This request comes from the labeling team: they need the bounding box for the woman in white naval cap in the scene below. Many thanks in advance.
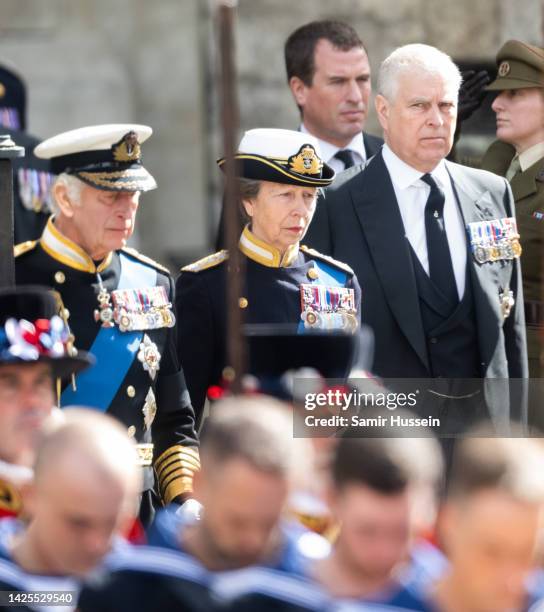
[176,128,361,426]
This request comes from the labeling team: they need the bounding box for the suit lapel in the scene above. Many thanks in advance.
[362,132,383,158]
[446,162,500,370]
[510,158,542,201]
[350,153,430,372]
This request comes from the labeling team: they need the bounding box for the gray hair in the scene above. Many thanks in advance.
[51,173,85,215]
[377,43,462,102]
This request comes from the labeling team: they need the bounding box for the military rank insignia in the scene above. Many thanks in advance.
[111,286,176,332]
[466,217,522,264]
[300,284,358,332]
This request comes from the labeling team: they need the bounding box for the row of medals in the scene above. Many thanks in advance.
[94,286,175,331]
[473,236,522,264]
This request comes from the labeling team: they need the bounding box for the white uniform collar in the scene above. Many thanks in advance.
[40,216,112,273]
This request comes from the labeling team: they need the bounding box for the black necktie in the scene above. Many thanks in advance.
[333,149,356,169]
[421,174,458,305]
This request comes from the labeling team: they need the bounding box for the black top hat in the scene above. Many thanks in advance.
[0,64,26,131]
[0,286,93,378]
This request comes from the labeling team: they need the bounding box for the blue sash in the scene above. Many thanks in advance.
[297,260,348,333]
[61,253,157,409]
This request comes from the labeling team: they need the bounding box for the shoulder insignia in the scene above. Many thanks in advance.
[121,247,170,274]
[14,240,37,258]
[181,250,229,273]
[300,245,354,275]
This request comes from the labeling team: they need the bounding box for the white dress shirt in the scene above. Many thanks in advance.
[300,124,366,172]
[382,144,467,300]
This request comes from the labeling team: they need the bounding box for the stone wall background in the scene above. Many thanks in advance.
[0,0,542,266]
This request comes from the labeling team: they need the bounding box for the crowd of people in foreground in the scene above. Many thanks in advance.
[0,13,543,612]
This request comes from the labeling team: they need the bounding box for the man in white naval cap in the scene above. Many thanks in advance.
[14,124,199,525]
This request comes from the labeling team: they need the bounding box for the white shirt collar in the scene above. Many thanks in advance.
[300,124,366,163]
[382,143,449,191]
[519,141,544,172]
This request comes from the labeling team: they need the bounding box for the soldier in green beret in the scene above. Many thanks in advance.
[482,40,544,377]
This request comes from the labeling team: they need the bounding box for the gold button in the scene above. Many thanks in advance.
[126,385,136,398]
[127,425,136,438]
[0,83,5,98]
[222,366,236,382]
[307,267,319,280]
[239,297,248,309]
[63,308,70,319]
[54,271,66,284]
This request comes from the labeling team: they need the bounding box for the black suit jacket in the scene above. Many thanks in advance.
[362,131,383,158]
[304,152,528,389]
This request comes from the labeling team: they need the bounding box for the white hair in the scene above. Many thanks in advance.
[51,173,85,215]
[377,43,462,101]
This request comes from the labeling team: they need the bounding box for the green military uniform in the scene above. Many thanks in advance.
[481,140,544,376]
[481,40,544,377]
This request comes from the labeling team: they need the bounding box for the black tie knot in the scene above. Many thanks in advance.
[333,149,356,169]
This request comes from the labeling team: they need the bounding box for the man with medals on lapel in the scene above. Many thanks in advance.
[14,124,199,524]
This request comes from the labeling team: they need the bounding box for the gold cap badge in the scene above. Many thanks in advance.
[112,131,142,163]
[288,144,323,176]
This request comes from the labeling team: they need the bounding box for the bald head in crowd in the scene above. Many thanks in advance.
[11,408,141,577]
[435,433,544,612]
[187,396,308,571]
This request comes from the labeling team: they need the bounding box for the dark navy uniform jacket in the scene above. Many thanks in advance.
[15,217,198,502]
[78,545,219,612]
[176,226,361,425]
[148,506,331,577]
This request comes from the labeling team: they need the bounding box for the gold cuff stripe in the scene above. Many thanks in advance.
[155,455,200,478]
[161,473,195,497]
[155,445,200,471]
[161,478,194,502]
[163,479,194,505]
[158,466,197,493]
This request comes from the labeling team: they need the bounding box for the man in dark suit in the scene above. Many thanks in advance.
[215,20,383,250]
[285,20,383,171]
[305,43,528,431]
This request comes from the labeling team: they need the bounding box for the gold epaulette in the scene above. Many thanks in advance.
[181,250,228,273]
[121,246,171,274]
[154,445,200,504]
[300,245,355,275]
[14,240,37,257]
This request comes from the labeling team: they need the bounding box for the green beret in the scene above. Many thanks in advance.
[487,40,544,90]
